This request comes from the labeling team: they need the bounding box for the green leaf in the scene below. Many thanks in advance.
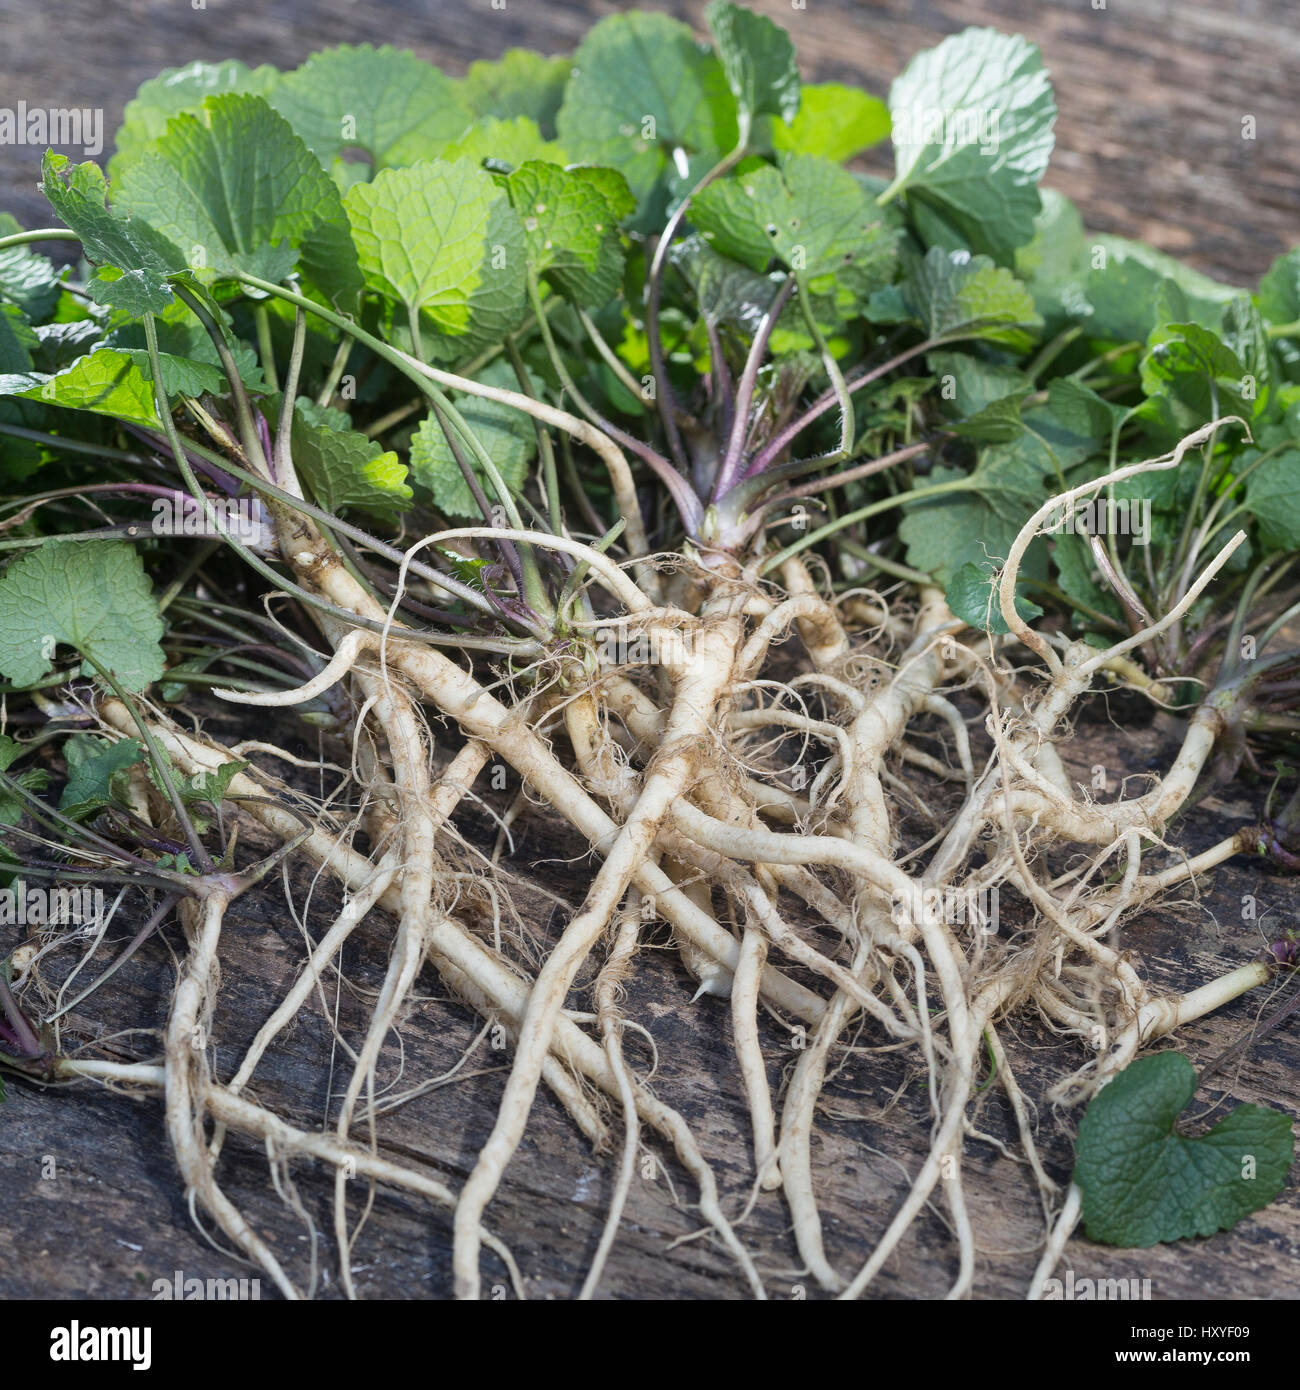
[691,153,897,295]
[110,59,280,177]
[289,398,412,516]
[1257,247,1300,328]
[556,13,739,226]
[116,94,362,309]
[705,1,800,140]
[1074,1051,1294,1247]
[1137,321,1250,438]
[269,45,472,176]
[768,83,890,163]
[1013,188,1093,330]
[179,759,246,809]
[929,349,1031,416]
[506,161,631,308]
[40,153,185,316]
[441,117,566,169]
[868,246,1042,352]
[59,735,144,819]
[884,28,1056,262]
[345,158,526,358]
[0,214,64,320]
[1087,235,1240,344]
[672,234,782,334]
[0,736,50,827]
[0,541,165,690]
[900,440,1052,583]
[0,345,229,427]
[946,559,1041,634]
[1052,529,1123,623]
[461,50,572,139]
[1244,446,1300,551]
[409,359,537,517]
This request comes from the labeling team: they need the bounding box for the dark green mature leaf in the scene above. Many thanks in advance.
[0,541,165,690]
[691,154,896,296]
[671,234,781,334]
[506,161,632,307]
[289,399,411,516]
[1258,248,1300,330]
[1074,1052,1293,1247]
[868,246,1042,352]
[556,13,739,225]
[0,735,50,827]
[116,95,362,309]
[346,158,527,359]
[0,214,64,320]
[1244,446,1300,551]
[946,558,1042,633]
[705,0,800,141]
[1137,321,1250,439]
[111,59,280,176]
[409,359,537,517]
[59,735,144,820]
[884,28,1056,262]
[767,83,890,163]
[269,45,472,176]
[1013,188,1092,330]
[1087,235,1240,344]
[40,153,185,316]
[461,50,572,139]
[900,439,1052,583]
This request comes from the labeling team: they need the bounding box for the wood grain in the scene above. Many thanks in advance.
[1,0,1298,1301]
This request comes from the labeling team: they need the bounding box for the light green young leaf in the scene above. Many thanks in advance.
[0,541,165,690]
[884,28,1056,262]
[289,398,412,516]
[461,50,572,139]
[556,13,739,224]
[506,161,632,308]
[441,117,566,169]
[110,59,280,176]
[39,153,185,316]
[704,1,800,140]
[868,246,1042,352]
[768,83,890,163]
[345,158,526,357]
[116,94,362,309]
[59,735,144,820]
[1138,321,1250,437]
[0,345,230,427]
[409,359,537,517]
[269,45,472,175]
[1074,1051,1293,1247]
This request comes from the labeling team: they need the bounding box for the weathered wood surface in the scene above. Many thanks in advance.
[1,0,1299,1302]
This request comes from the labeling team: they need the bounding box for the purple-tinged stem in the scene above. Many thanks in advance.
[712,276,797,502]
[743,340,934,479]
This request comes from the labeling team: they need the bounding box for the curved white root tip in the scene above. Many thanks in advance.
[210,629,371,706]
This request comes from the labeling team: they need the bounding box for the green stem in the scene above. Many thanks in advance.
[760,477,973,575]
[253,304,280,394]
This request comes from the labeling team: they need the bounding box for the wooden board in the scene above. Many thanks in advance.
[1,0,1299,1302]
